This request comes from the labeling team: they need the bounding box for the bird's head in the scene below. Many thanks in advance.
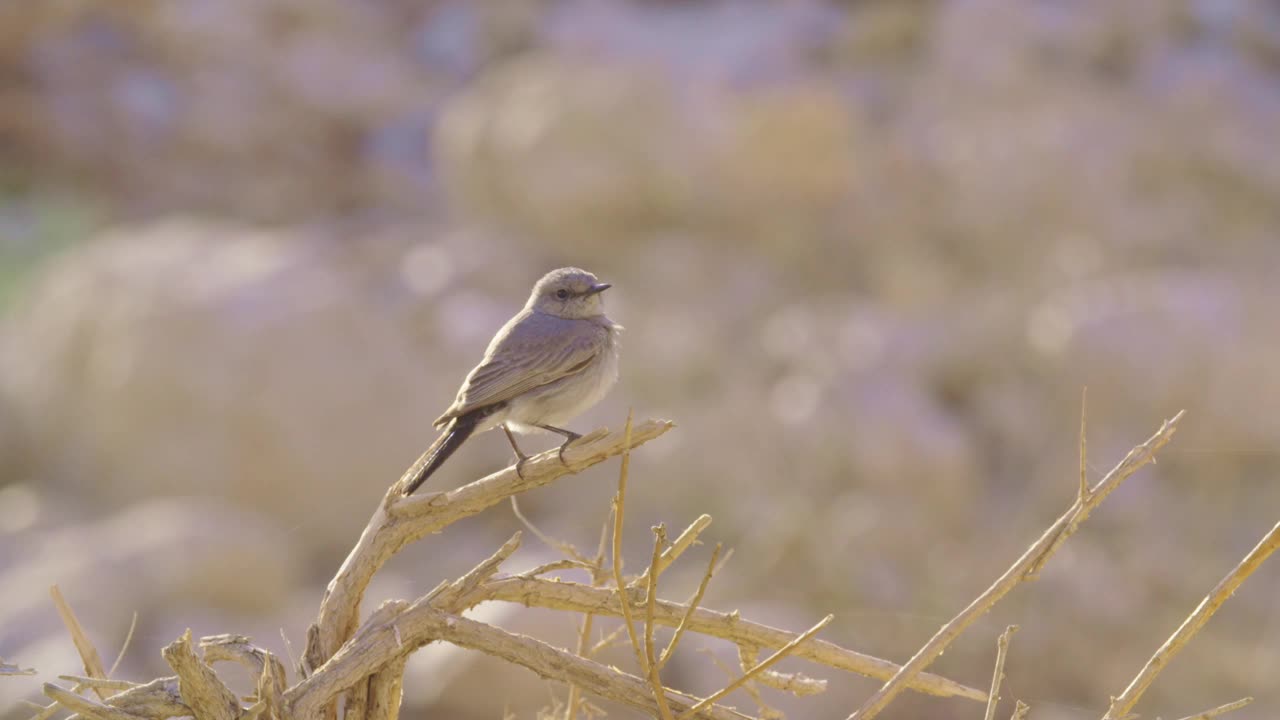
[527,267,611,319]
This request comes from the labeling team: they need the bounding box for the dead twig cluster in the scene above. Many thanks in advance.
[18,406,1279,720]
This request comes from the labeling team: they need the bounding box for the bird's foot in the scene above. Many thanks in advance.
[511,447,532,480]
[503,423,531,479]
[557,432,583,465]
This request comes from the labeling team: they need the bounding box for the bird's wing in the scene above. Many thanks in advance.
[434,313,605,428]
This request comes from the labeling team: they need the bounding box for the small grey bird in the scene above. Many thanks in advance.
[401,267,621,495]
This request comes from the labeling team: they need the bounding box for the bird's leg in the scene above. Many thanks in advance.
[502,424,530,479]
[535,424,582,465]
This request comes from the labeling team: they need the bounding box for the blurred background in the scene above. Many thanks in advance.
[3,0,1280,718]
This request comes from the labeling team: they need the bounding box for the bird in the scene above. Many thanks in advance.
[400,267,621,496]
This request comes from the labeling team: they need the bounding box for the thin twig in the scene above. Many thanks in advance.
[567,514,613,720]
[643,525,676,720]
[96,676,188,719]
[512,495,590,564]
[677,614,834,720]
[1171,697,1253,720]
[518,559,597,579]
[50,585,110,700]
[984,626,1019,720]
[1079,387,1089,501]
[108,612,139,678]
[1,658,36,676]
[610,412,649,676]
[279,628,300,682]
[564,612,596,720]
[42,683,146,720]
[21,700,61,720]
[846,411,1184,720]
[633,514,713,587]
[659,543,722,670]
[703,648,778,720]
[56,675,136,691]
[1011,700,1030,720]
[588,625,628,657]
[1103,521,1280,720]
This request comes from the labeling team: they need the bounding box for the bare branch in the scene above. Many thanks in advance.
[56,675,135,691]
[846,411,1184,720]
[677,614,833,720]
[1171,697,1254,720]
[288,604,749,720]
[100,677,187,719]
[984,626,1019,720]
[1078,387,1089,501]
[481,576,986,701]
[43,683,147,720]
[302,419,673,682]
[1011,700,1030,720]
[256,647,287,720]
[1,658,36,676]
[161,629,241,720]
[365,656,407,720]
[753,667,826,697]
[660,543,722,670]
[107,612,139,679]
[519,559,597,579]
[50,585,110,699]
[200,635,285,687]
[634,514,713,587]
[512,495,591,564]
[428,532,523,610]
[643,524,677,720]
[610,413,650,677]
[1103,521,1280,720]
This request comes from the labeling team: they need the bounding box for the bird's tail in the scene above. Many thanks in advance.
[400,415,479,496]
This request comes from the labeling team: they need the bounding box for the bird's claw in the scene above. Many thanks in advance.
[557,436,581,466]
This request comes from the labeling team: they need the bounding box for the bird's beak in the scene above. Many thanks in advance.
[586,283,611,296]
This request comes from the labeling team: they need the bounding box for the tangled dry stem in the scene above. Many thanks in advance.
[26,409,1273,720]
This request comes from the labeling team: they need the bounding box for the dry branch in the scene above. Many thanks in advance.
[844,411,1184,720]
[984,626,1019,720]
[2,658,36,676]
[50,585,110,700]
[290,603,748,720]
[643,524,677,720]
[162,630,241,720]
[609,415,650,682]
[99,677,187,719]
[1172,697,1253,720]
[635,514,713,587]
[302,419,673,681]
[660,543,721,670]
[57,675,135,691]
[42,683,146,720]
[479,576,986,701]
[201,635,286,684]
[364,656,406,720]
[678,615,832,720]
[1102,521,1280,720]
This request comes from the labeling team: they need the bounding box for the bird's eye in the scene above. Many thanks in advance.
[556,289,569,300]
